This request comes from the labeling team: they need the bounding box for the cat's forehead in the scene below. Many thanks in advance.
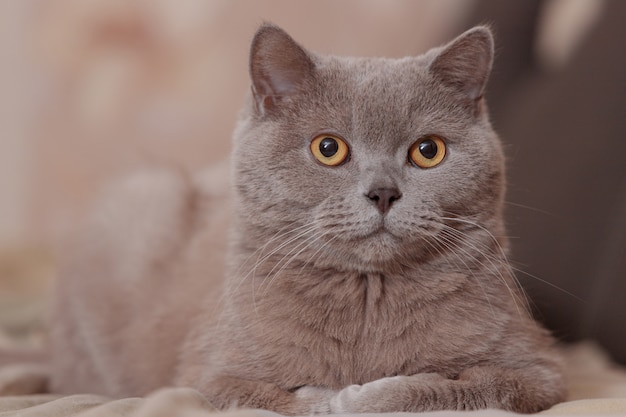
[319,55,431,97]
[304,55,471,149]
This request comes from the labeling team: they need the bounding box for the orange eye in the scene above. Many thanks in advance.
[310,134,350,166]
[409,135,446,168]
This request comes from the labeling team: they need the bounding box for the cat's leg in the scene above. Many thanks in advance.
[201,376,336,415]
[328,364,565,413]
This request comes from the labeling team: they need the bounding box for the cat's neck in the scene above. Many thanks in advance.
[227,242,495,311]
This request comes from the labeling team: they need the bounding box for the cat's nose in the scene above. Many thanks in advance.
[366,188,402,214]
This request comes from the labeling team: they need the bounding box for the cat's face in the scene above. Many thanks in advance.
[232,25,504,272]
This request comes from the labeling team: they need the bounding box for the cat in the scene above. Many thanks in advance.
[47,24,566,414]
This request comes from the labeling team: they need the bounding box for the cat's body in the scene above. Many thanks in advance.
[48,25,566,414]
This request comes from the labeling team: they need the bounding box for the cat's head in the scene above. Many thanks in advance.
[232,24,505,272]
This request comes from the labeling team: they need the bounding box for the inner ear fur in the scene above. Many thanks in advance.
[249,24,315,114]
[429,26,494,108]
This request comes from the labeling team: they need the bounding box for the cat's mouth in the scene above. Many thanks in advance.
[357,220,402,242]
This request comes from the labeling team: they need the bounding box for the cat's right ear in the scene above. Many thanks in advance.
[249,24,315,115]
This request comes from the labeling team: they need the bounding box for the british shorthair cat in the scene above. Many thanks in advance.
[48,24,565,414]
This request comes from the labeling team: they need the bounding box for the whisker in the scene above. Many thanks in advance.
[432,233,500,320]
[431,235,499,320]
[510,265,586,304]
[436,223,528,319]
[215,221,318,320]
[439,224,539,316]
[296,233,341,278]
[442,214,583,304]
[242,224,317,286]
[250,225,320,309]
[505,201,554,216]
[234,221,316,278]
[259,229,330,298]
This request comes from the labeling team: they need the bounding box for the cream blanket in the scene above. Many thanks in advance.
[0,342,625,417]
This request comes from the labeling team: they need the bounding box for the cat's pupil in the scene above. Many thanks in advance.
[419,139,438,159]
[319,138,339,157]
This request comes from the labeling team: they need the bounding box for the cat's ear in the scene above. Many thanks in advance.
[429,26,494,110]
[249,24,315,115]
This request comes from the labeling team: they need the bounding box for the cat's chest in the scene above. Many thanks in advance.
[261,270,495,387]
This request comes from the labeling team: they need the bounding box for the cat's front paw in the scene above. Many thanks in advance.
[329,376,406,413]
[294,385,337,414]
[330,374,445,413]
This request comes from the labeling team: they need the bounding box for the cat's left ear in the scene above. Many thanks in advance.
[249,24,315,115]
[429,26,494,112]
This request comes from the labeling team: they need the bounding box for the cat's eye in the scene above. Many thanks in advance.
[310,134,350,166]
[409,135,446,168]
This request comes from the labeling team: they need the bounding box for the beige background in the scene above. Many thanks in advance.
[0,0,475,250]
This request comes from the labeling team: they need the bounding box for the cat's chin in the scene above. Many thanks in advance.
[336,230,429,271]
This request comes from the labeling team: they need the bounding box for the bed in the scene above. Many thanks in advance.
[0,341,625,417]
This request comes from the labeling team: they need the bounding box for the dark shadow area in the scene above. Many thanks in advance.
[463,0,626,364]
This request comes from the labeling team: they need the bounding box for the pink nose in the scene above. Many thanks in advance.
[366,188,402,214]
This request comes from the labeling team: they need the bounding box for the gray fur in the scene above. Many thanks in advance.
[49,24,566,414]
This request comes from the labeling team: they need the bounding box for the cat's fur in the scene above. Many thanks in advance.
[48,25,566,414]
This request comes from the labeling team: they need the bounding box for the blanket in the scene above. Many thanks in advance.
[0,342,625,417]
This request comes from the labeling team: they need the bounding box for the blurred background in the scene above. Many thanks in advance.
[0,0,624,363]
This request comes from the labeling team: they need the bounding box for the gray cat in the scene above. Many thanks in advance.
[48,24,566,414]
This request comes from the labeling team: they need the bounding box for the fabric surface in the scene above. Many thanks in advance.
[0,391,625,417]
[0,342,625,417]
